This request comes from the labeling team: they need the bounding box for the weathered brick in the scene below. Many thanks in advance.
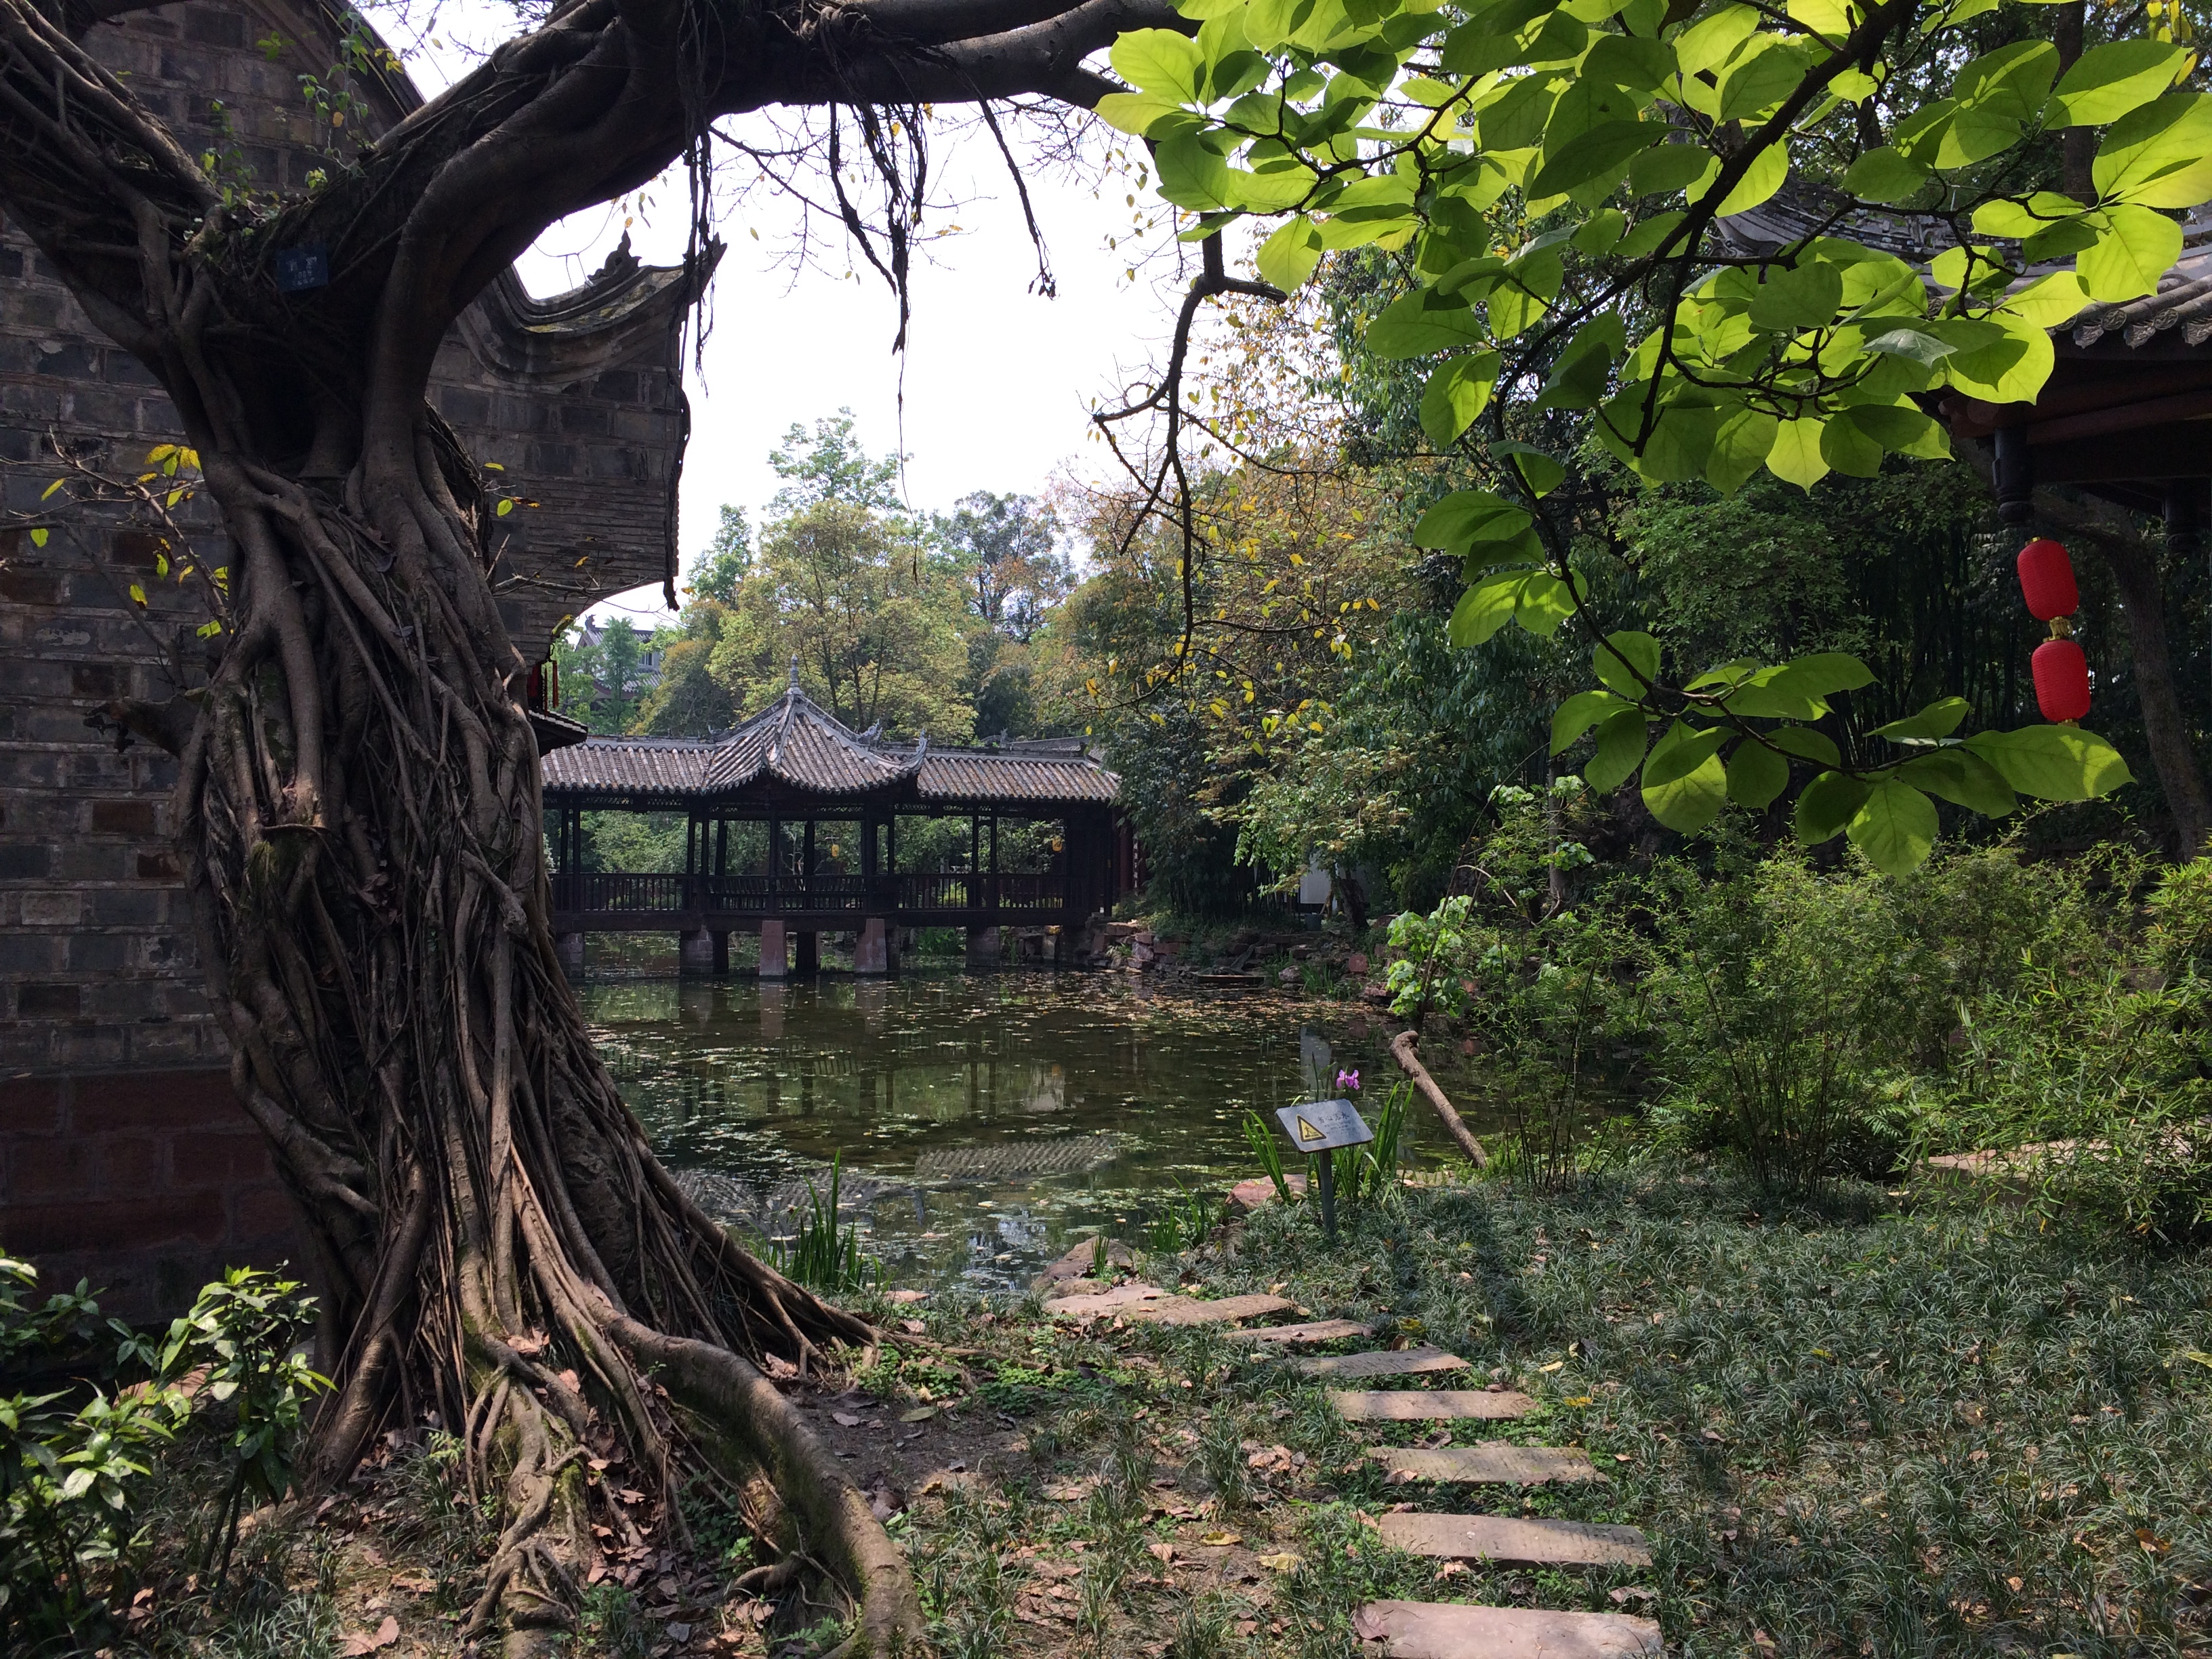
[226,1182,303,1245]
[0,1075,64,1135]
[169,1129,272,1187]
[0,844,53,880]
[4,1193,228,1254]
[68,1067,236,1134]
[90,799,158,835]
[16,981,82,1017]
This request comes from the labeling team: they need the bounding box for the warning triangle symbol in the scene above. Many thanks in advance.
[1295,1115,1325,1144]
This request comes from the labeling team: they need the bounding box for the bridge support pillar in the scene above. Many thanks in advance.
[965,926,1000,969]
[713,930,730,975]
[795,930,820,974]
[556,931,584,973]
[855,916,891,975]
[759,919,790,979]
[680,926,716,975]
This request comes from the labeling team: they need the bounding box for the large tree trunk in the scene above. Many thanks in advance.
[0,0,1170,1645]
[2093,529,2212,858]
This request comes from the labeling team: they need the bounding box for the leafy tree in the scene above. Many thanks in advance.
[768,409,906,516]
[1099,0,2208,872]
[933,490,1073,640]
[690,504,754,603]
[0,0,1164,1639]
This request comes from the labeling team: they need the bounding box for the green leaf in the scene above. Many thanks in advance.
[1256,218,1324,290]
[1514,572,1577,636]
[1495,441,1565,497]
[1553,688,1632,754]
[1846,779,1939,874]
[1952,39,2060,122]
[1703,407,1778,495]
[1229,164,1317,211]
[1448,572,1525,646]
[1963,724,2134,800]
[1862,326,1955,366]
[1726,740,1792,809]
[1748,262,1844,331]
[1412,490,1532,554]
[2095,93,2212,209]
[1820,413,1884,478]
[1594,629,1660,696]
[1795,770,1872,844]
[29,527,48,548]
[1714,144,1786,216]
[1843,146,1931,205]
[40,477,64,501]
[1718,39,1815,123]
[2078,204,2183,304]
[1156,135,1232,209]
[1770,725,1842,768]
[1366,291,1487,359]
[1641,722,1729,833]
[1419,352,1500,448]
[1586,708,1649,792]
[1767,417,1830,490]
[1095,91,1189,137]
[1870,697,1971,741]
[1112,28,1204,100]
[2052,40,2187,127]
[1900,749,2017,817]
[1627,144,1713,197]
[1529,120,1652,199]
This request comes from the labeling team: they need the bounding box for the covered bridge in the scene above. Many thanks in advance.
[541,672,1128,972]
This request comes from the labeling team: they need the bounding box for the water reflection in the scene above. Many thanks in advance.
[582,974,1452,1292]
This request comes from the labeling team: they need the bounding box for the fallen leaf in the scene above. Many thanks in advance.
[1563,1395,1594,1407]
[2007,1576,2024,1591]
[389,1573,436,1594]
[340,1616,399,1657]
[1147,1542,1176,1565]
[832,1412,865,1427]
[668,1622,693,1641]
[899,1407,938,1424]
[1201,1531,1242,1546]
[1539,1361,1565,1373]
[2136,1528,2172,1554]
[901,1319,928,1334]
[1433,1559,1468,1580]
[1256,1551,1299,1572]
[885,1290,927,1305]
[1614,1454,1632,1462]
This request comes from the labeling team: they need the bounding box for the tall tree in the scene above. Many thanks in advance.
[0,0,1173,1647]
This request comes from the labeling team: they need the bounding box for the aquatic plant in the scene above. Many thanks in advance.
[769,1153,878,1294]
[1241,1109,1294,1204]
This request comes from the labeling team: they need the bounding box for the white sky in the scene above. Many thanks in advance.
[388,5,1205,627]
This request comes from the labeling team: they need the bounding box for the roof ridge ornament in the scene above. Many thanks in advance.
[788,653,800,694]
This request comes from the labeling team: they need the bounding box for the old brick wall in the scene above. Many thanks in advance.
[1,0,693,1307]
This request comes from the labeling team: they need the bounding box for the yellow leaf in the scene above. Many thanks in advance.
[1540,1360,1565,1372]
[128,583,147,605]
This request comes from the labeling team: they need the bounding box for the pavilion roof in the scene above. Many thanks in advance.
[541,677,1117,806]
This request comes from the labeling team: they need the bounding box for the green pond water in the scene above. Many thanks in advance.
[581,973,1483,1293]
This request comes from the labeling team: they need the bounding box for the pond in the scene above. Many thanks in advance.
[583,972,1490,1294]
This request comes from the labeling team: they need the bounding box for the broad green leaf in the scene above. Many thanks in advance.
[1901,748,2018,817]
[1095,91,1187,137]
[1594,629,1660,696]
[2051,40,2187,127]
[1834,401,1947,459]
[1448,572,1525,646]
[1714,144,1787,216]
[1412,490,1531,552]
[1847,779,1939,874]
[1534,315,1625,410]
[1155,135,1232,209]
[1944,311,2053,404]
[1617,209,1688,258]
[1935,106,2021,170]
[1843,146,1931,203]
[1672,3,1760,81]
[1514,572,1577,635]
[2095,93,2212,209]
[1581,33,1675,92]
[1767,417,1830,490]
[1725,739,1791,809]
[1419,352,1500,448]
[1820,413,1884,478]
[1718,38,1815,122]
[1111,30,1204,100]
[1553,688,1633,753]
[1570,209,1627,256]
[1641,722,1729,833]
[1627,144,1713,198]
[1229,164,1317,211]
[1495,441,1566,496]
[1862,326,1955,365]
[1999,270,2090,329]
[1528,119,1651,199]
[1366,291,1487,359]
[1256,218,1324,289]
[1586,708,1649,792]
[1969,191,2084,238]
[1770,725,1842,767]
[2078,204,2183,304]
[1870,696,1970,741]
[1706,407,1779,495]
[1952,39,2060,121]
[1748,261,1844,331]
[1795,769,1872,844]
[1963,724,2134,800]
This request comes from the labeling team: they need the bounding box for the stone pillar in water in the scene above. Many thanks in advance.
[965,926,1000,969]
[759,919,790,978]
[680,926,716,975]
[556,932,585,972]
[855,916,890,975]
[795,931,820,974]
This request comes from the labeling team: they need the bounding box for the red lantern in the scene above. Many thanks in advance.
[2032,637,2091,722]
[2017,538,2078,621]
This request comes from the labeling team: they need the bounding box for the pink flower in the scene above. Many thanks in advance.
[1336,1068,1360,1092]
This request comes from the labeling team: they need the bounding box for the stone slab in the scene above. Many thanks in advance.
[1042,1282,1168,1318]
[1330,1391,1537,1422]
[1224,1318,1374,1346]
[1376,1513,1652,1568]
[1121,1293,1295,1327]
[1295,1346,1470,1380]
[1371,1444,1603,1485]
[1229,1172,1307,1210]
[1353,1601,1662,1658]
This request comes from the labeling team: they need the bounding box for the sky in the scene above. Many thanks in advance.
[388,3,1208,628]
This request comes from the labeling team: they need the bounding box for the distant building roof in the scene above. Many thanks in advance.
[541,671,1117,807]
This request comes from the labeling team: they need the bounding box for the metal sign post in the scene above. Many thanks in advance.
[1274,1099,1372,1244]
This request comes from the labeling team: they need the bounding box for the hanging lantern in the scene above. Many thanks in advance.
[2032,637,2092,722]
[2016,538,2078,621]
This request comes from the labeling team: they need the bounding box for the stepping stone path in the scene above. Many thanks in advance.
[1378,1513,1653,1568]
[1372,1443,1603,1485]
[1330,1389,1536,1421]
[1223,1317,1374,1346]
[1067,1290,1669,1649]
[1353,1601,1662,1658]
[1295,1345,1469,1380]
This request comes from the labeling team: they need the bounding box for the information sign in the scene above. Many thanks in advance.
[1274,1098,1372,1153]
